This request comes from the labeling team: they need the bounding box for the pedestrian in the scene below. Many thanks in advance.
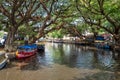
[24,35,29,45]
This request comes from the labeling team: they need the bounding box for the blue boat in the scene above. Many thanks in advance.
[16,44,38,59]
[95,41,111,49]
[96,36,105,40]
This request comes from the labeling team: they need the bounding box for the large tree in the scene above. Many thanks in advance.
[75,0,120,43]
[0,0,71,51]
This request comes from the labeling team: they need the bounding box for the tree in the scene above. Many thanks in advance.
[0,0,71,51]
[75,0,120,43]
[48,29,65,38]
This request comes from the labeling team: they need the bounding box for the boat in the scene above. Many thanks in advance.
[0,53,8,69]
[94,40,111,49]
[16,44,38,59]
[37,44,45,52]
[53,39,63,43]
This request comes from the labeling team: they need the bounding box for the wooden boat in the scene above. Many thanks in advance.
[53,39,63,43]
[37,44,45,52]
[0,53,8,69]
[94,41,111,49]
[16,44,37,59]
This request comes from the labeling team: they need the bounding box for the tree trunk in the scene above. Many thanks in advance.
[30,34,43,43]
[4,27,17,52]
[113,34,120,44]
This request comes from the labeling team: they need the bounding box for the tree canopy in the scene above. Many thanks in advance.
[0,0,73,51]
[0,0,120,51]
[75,0,120,42]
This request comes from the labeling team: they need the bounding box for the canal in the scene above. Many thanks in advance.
[0,42,120,80]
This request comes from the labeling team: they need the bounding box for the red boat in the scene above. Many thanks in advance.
[16,44,37,59]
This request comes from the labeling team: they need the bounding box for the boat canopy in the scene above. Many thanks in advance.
[96,36,105,40]
[18,44,37,50]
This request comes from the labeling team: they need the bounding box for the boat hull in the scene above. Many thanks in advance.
[0,54,8,69]
[37,44,45,52]
[16,50,37,59]
[94,42,111,49]
[16,44,38,59]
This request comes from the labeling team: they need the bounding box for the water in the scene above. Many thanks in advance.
[40,43,120,71]
[0,42,120,80]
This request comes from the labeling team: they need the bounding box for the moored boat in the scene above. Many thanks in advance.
[0,53,8,69]
[94,40,111,49]
[16,44,37,59]
[37,44,45,52]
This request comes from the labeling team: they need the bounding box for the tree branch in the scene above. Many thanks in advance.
[0,4,10,18]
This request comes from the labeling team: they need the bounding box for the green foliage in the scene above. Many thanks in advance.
[75,0,120,36]
[18,24,37,38]
[0,31,4,38]
[48,29,65,38]
[103,0,120,21]
[1,0,120,43]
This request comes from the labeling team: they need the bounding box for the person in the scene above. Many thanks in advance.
[24,35,29,45]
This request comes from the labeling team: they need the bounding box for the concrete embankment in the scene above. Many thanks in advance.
[0,50,16,59]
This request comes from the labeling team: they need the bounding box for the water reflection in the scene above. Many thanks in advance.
[40,43,120,71]
[18,55,40,70]
[7,55,40,70]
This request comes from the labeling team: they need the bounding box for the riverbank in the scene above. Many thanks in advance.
[1,63,119,80]
[0,49,15,60]
[47,40,119,51]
